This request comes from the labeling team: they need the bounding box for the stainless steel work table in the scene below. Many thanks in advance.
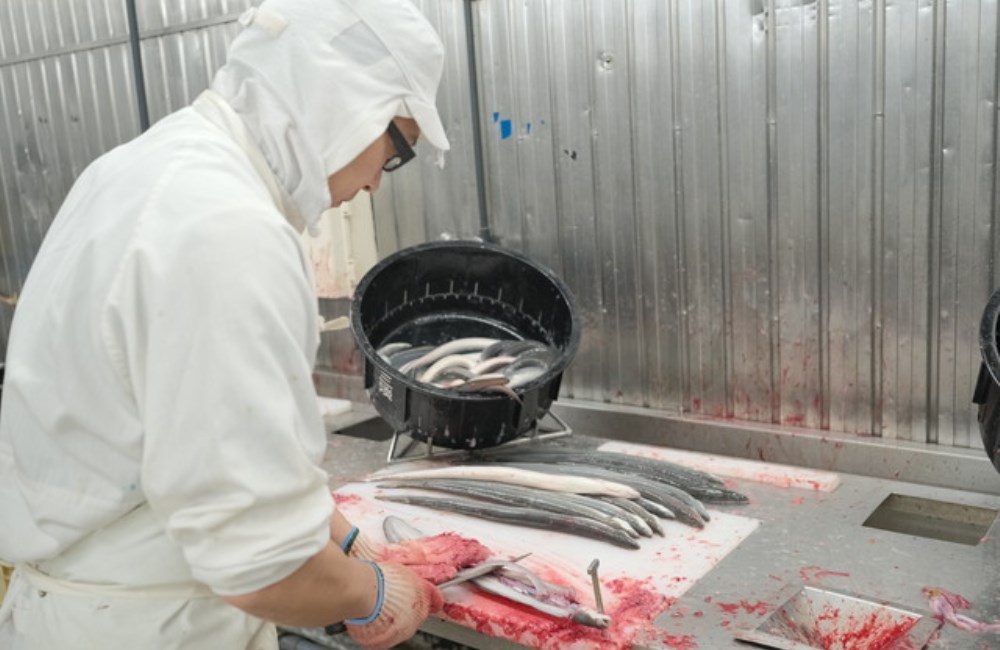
[318,400,1000,650]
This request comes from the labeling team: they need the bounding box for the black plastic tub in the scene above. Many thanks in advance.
[350,241,580,450]
[974,287,1000,473]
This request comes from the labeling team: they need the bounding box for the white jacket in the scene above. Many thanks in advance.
[0,0,448,647]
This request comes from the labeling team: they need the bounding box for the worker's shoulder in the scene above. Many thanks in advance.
[36,108,300,297]
[100,107,236,168]
[145,109,262,188]
[118,109,290,233]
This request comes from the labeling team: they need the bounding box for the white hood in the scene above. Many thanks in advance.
[211,0,451,231]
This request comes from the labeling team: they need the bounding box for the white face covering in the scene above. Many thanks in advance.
[210,0,451,231]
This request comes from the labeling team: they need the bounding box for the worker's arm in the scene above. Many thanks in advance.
[223,541,376,626]
[225,540,443,649]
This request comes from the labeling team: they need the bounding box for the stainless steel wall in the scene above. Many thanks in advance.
[379,0,1000,448]
[2,0,998,447]
[372,0,482,251]
[135,1,251,123]
[0,0,250,346]
[0,0,131,346]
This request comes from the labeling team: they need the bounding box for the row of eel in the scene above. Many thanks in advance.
[369,445,749,550]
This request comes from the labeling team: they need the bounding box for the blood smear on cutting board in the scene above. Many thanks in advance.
[442,577,670,650]
[331,493,362,506]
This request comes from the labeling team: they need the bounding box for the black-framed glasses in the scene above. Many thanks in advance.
[383,121,416,172]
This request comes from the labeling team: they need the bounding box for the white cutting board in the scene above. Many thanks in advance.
[333,463,761,650]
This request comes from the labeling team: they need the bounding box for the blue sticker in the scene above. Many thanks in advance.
[500,119,512,139]
[492,111,500,123]
[526,122,532,134]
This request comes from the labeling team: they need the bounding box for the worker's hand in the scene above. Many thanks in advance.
[345,562,444,650]
[340,524,492,586]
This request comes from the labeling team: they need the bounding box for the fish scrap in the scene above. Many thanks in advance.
[924,586,1000,633]
[382,515,611,629]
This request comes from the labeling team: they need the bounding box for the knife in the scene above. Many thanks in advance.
[437,552,532,589]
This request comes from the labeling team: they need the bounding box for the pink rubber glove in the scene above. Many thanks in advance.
[345,562,444,650]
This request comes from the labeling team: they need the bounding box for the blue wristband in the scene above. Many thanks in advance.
[340,526,359,555]
[345,561,384,626]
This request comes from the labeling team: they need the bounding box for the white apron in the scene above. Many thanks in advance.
[0,565,277,650]
[0,504,277,650]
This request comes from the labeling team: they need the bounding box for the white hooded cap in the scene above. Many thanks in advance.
[210,0,451,231]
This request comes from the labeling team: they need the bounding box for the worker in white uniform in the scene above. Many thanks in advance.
[0,0,450,648]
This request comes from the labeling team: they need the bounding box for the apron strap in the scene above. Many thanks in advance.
[13,563,214,600]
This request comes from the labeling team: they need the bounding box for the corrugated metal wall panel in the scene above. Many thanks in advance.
[769,1,822,430]
[0,0,245,354]
[677,0,729,417]
[933,0,997,447]
[1,0,129,60]
[826,0,875,434]
[140,22,245,122]
[881,0,935,442]
[725,0,772,423]
[371,0,480,253]
[376,0,998,446]
[590,0,643,407]
[528,0,603,403]
[133,0,251,121]
[631,0,685,411]
[0,7,138,348]
[138,0,248,30]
